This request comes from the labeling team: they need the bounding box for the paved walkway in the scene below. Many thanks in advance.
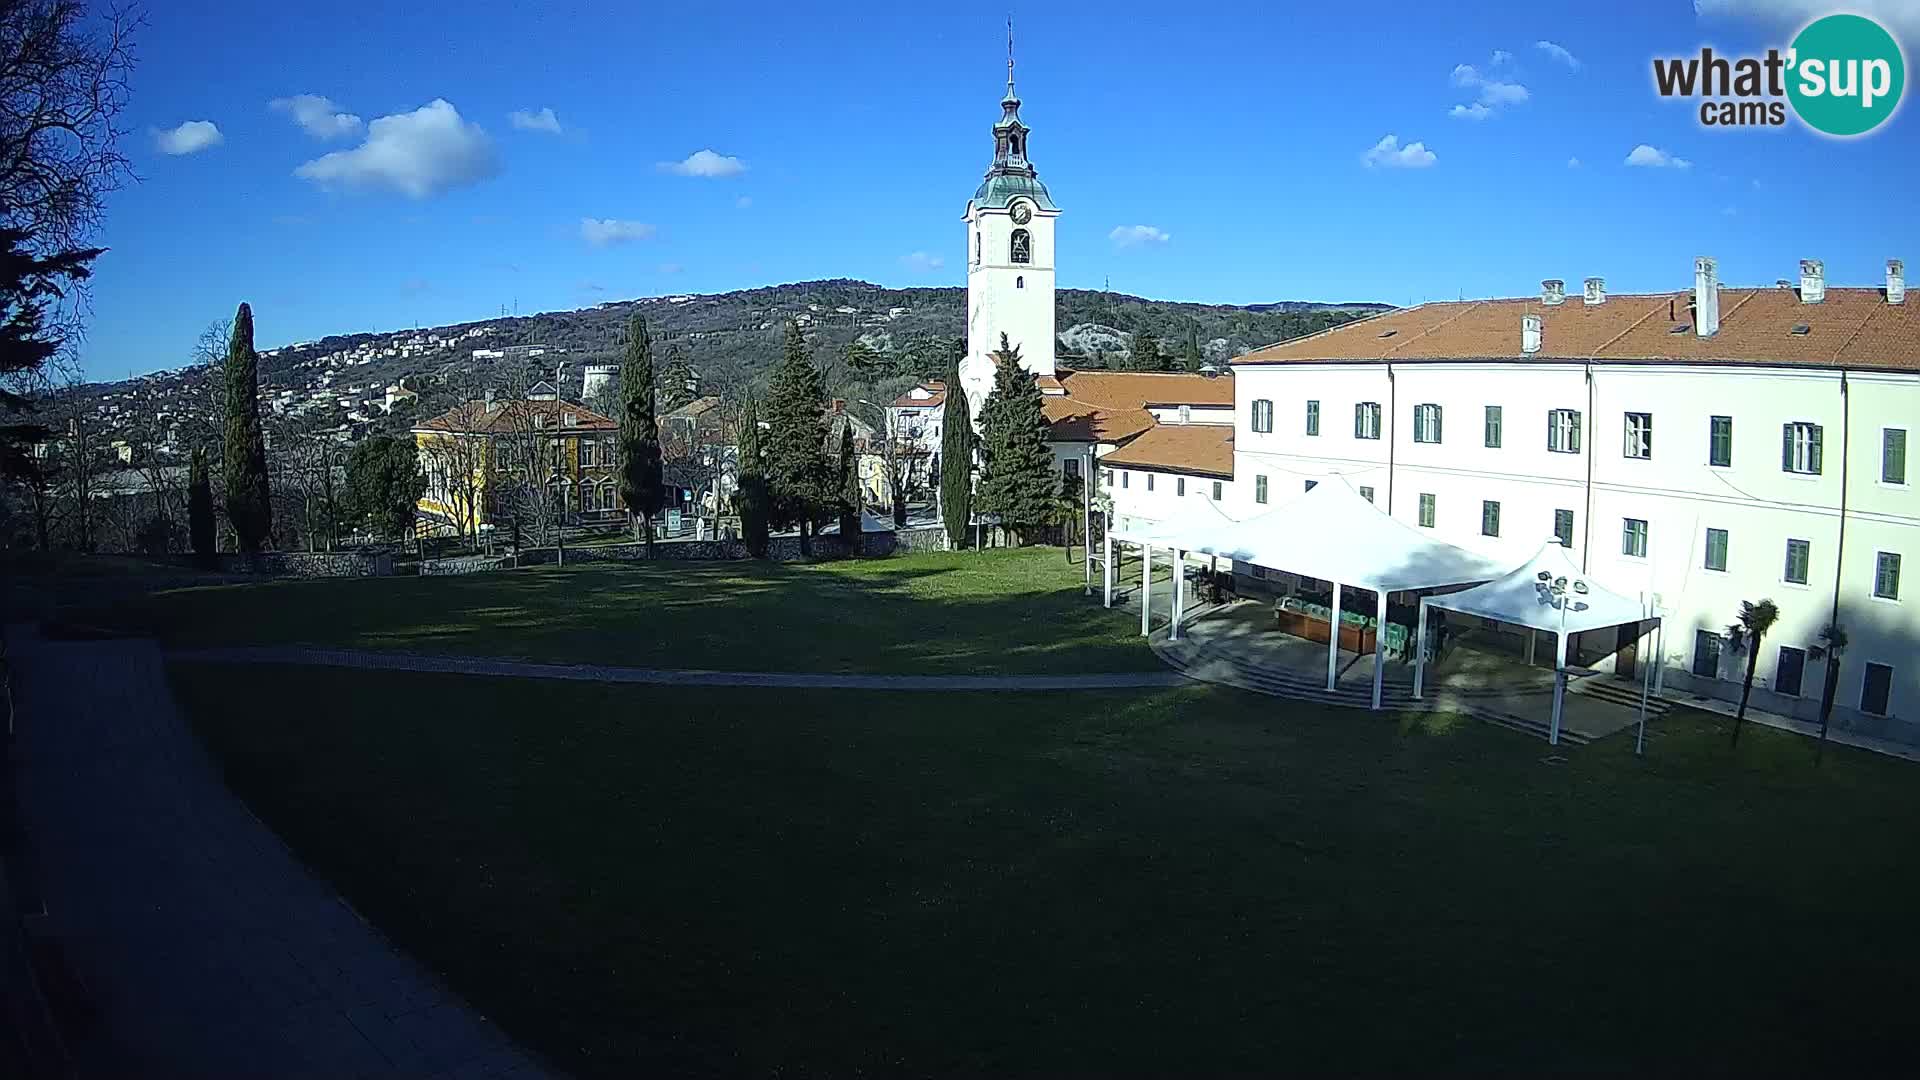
[5,626,556,1078]
[172,646,1189,690]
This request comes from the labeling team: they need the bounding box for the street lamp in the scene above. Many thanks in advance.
[1536,570,1590,746]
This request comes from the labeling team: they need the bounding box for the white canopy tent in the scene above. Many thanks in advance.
[1108,476,1510,710]
[1414,539,1663,751]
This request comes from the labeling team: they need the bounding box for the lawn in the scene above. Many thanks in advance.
[97,548,1170,675]
[172,663,1920,1075]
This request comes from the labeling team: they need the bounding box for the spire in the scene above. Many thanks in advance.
[1005,16,1016,101]
[988,18,1033,179]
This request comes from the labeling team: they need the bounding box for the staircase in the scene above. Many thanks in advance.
[1569,675,1673,716]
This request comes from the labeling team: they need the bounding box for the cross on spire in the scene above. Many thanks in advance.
[1006,17,1015,98]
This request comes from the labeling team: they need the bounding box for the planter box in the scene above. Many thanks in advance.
[1274,608,1376,654]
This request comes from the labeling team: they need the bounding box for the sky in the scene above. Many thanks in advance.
[83,0,1920,380]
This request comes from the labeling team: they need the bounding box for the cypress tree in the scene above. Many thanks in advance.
[734,396,770,557]
[975,334,1058,542]
[659,343,698,413]
[618,314,666,553]
[764,320,830,555]
[188,446,215,564]
[940,367,972,550]
[221,303,272,552]
[837,423,864,555]
[1128,328,1160,372]
[1182,320,1203,371]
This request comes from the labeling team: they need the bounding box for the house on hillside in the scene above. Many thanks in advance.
[412,387,623,542]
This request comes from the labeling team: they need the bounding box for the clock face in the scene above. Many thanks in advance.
[1010,202,1032,225]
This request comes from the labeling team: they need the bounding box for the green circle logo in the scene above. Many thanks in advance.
[1787,14,1905,136]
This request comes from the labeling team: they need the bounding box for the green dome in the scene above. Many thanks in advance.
[971,173,1057,212]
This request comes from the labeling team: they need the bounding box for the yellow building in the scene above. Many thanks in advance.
[412,383,623,541]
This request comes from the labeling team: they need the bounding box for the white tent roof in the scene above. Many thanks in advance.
[1119,474,1510,593]
[1421,538,1660,633]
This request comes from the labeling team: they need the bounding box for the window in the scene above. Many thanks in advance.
[1484,405,1503,448]
[1784,539,1811,584]
[1010,228,1031,264]
[1710,415,1733,467]
[1305,400,1320,436]
[1860,662,1893,716]
[1146,473,1155,492]
[578,438,595,468]
[1176,477,1186,497]
[1548,409,1583,453]
[1102,469,1114,488]
[1121,471,1129,489]
[1413,404,1443,444]
[1354,402,1382,440]
[1251,399,1274,433]
[1622,517,1648,558]
[561,412,577,427]
[1481,500,1501,537]
[1884,428,1908,484]
[1304,480,1318,492]
[1359,485,1374,503]
[1255,475,1268,504]
[1064,458,1081,480]
[1775,646,1806,697]
[1693,629,1723,678]
[1554,509,1575,548]
[1874,552,1902,599]
[1623,412,1653,459]
[1704,528,1729,572]
[973,230,980,265]
[1211,480,1222,500]
[1418,493,1436,528]
[1783,422,1823,474]
[1015,276,1023,289]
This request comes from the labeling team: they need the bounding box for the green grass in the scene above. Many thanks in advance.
[96,548,1167,675]
[173,664,1920,1075]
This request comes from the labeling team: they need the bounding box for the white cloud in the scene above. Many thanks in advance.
[1478,81,1530,106]
[1625,143,1692,169]
[1450,64,1481,87]
[658,149,746,178]
[153,120,223,155]
[579,218,656,247]
[657,262,683,274]
[270,94,362,139]
[899,251,946,271]
[1722,205,1738,216]
[1362,134,1436,169]
[294,99,499,198]
[1450,63,1529,116]
[1694,0,1920,40]
[735,195,753,209]
[1450,102,1492,120]
[401,277,431,293]
[1109,224,1171,248]
[1491,49,1514,66]
[1567,156,1583,168]
[1535,40,1581,68]
[508,107,562,134]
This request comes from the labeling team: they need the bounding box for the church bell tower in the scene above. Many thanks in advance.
[958,25,1059,426]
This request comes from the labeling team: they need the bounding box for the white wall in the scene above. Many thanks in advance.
[962,200,1058,422]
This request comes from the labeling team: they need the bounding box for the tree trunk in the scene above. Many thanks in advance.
[643,513,654,559]
[1816,657,1840,764]
[1731,642,1758,746]
[799,518,812,557]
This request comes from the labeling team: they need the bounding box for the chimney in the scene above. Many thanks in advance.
[1541,279,1566,306]
[1799,258,1825,303]
[1889,259,1906,305]
[1583,277,1606,305]
[1521,313,1543,354]
[484,387,496,411]
[1693,257,1720,337]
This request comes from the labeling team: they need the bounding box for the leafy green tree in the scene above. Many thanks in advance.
[1128,328,1160,372]
[975,334,1058,542]
[1182,320,1203,371]
[618,314,666,552]
[0,227,101,549]
[222,303,273,552]
[1808,622,1849,764]
[345,435,427,543]
[940,367,972,550]
[659,343,698,413]
[764,320,831,555]
[836,423,860,554]
[188,446,215,563]
[1724,598,1780,747]
[733,396,770,557]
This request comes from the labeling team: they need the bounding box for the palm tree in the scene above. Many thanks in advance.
[1807,621,1849,764]
[1724,599,1780,747]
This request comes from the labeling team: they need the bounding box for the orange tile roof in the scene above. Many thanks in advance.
[415,397,617,435]
[1236,287,1919,370]
[889,380,947,409]
[1099,424,1235,479]
[1043,397,1155,444]
[1043,369,1234,445]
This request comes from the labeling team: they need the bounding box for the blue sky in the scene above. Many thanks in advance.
[86,0,1920,379]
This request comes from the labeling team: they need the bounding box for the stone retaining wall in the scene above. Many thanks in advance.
[214,552,394,577]
[518,526,946,565]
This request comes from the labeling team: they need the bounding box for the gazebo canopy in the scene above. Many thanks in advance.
[1422,538,1656,633]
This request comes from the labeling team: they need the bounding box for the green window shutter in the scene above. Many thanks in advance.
[1783,423,1795,470]
[1888,429,1908,483]
[1810,425,1823,473]
[1571,411,1582,453]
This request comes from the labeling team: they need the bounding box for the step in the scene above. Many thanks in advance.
[1571,678,1673,714]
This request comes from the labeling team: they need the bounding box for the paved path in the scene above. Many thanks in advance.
[6,627,556,1078]
[172,645,1190,690]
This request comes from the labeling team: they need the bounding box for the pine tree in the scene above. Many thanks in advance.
[975,334,1059,542]
[659,343,698,413]
[1129,328,1160,372]
[734,396,770,557]
[346,435,427,542]
[619,314,666,553]
[188,446,215,564]
[836,423,861,555]
[764,320,831,555]
[940,368,973,550]
[222,303,273,553]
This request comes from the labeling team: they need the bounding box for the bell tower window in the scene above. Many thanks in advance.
[1016,276,1024,288]
[1011,228,1031,264]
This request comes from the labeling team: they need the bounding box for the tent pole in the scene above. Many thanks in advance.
[1413,597,1429,699]
[1171,548,1185,642]
[1635,618,1655,755]
[1327,580,1342,691]
[1652,618,1666,696]
[1140,544,1152,637]
[1527,628,1537,666]
[1551,631,1568,747]
[1102,531,1113,608]
[1370,588,1387,710]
